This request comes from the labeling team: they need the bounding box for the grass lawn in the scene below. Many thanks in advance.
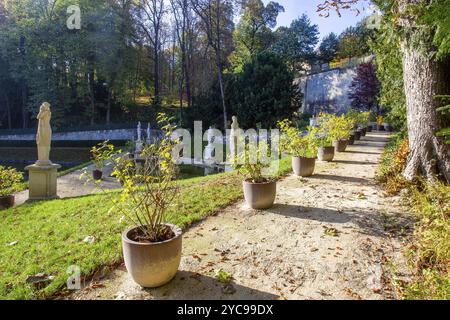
[0,157,292,299]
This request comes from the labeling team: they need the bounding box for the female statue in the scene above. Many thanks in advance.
[36,102,52,165]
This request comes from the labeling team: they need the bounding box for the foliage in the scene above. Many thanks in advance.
[377,115,384,126]
[335,22,374,60]
[90,141,116,171]
[231,140,274,184]
[107,114,180,242]
[376,135,449,299]
[318,32,339,63]
[271,14,319,71]
[329,114,354,141]
[369,16,407,131]
[0,165,23,197]
[313,115,334,147]
[230,0,284,72]
[231,52,301,129]
[348,62,380,112]
[278,119,317,158]
[216,270,233,284]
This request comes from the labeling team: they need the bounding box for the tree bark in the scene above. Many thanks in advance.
[401,43,450,182]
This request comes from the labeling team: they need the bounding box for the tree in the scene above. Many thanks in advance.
[348,62,380,112]
[335,23,373,60]
[191,0,235,130]
[271,14,319,71]
[231,52,301,128]
[318,0,450,182]
[135,0,166,108]
[318,32,339,63]
[230,0,284,71]
[369,18,406,131]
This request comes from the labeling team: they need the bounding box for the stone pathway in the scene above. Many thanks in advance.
[65,132,412,300]
[15,164,121,206]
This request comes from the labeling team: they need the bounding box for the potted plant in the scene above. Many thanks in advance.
[0,166,24,209]
[90,140,115,180]
[315,115,335,162]
[377,115,385,131]
[347,110,361,141]
[327,114,353,152]
[91,114,182,288]
[232,140,276,210]
[278,120,318,177]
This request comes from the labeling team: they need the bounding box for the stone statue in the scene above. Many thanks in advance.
[146,123,151,143]
[230,116,240,158]
[36,102,52,166]
[204,127,216,164]
[137,122,142,142]
[25,102,61,200]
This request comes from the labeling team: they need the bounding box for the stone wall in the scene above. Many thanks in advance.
[0,128,160,141]
[298,67,356,115]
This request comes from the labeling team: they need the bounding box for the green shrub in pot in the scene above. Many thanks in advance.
[327,114,354,152]
[90,140,116,180]
[231,140,277,209]
[0,166,23,209]
[278,119,318,176]
[88,114,183,288]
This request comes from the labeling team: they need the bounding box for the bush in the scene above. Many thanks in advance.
[377,135,450,300]
[278,119,317,158]
[231,52,301,129]
[0,166,24,196]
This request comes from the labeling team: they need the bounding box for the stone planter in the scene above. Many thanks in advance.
[318,146,335,162]
[243,179,276,210]
[292,157,316,177]
[367,126,372,132]
[122,224,182,288]
[361,127,367,136]
[354,130,362,140]
[0,195,14,210]
[348,134,355,145]
[93,169,103,181]
[333,139,349,153]
[377,125,385,131]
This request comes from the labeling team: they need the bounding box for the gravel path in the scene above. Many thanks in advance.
[15,163,121,206]
[65,132,412,300]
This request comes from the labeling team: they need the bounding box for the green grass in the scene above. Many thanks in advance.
[377,137,450,300]
[0,157,292,299]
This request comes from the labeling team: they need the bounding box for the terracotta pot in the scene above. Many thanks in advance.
[318,146,335,162]
[0,195,14,210]
[348,134,355,145]
[243,179,276,210]
[333,139,349,153]
[354,130,362,140]
[93,169,103,181]
[292,156,316,177]
[122,224,182,288]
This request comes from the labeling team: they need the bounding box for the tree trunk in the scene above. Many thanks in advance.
[21,83,27,129]
[401,44,450,182]
[106,88,112,125]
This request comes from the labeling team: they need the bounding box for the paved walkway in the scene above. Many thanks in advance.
[66,132,412,300]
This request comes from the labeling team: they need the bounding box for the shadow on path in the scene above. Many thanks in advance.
[143,271,279,300]
[307,174,372,185]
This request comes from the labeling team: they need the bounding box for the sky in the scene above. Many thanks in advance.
[262,0,373,41]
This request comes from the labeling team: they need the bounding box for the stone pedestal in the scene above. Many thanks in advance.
[25,163,61,200]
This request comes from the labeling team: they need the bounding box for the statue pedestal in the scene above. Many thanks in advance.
[25,163,61,201]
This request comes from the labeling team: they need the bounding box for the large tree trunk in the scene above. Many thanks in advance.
[401,44,450,182]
